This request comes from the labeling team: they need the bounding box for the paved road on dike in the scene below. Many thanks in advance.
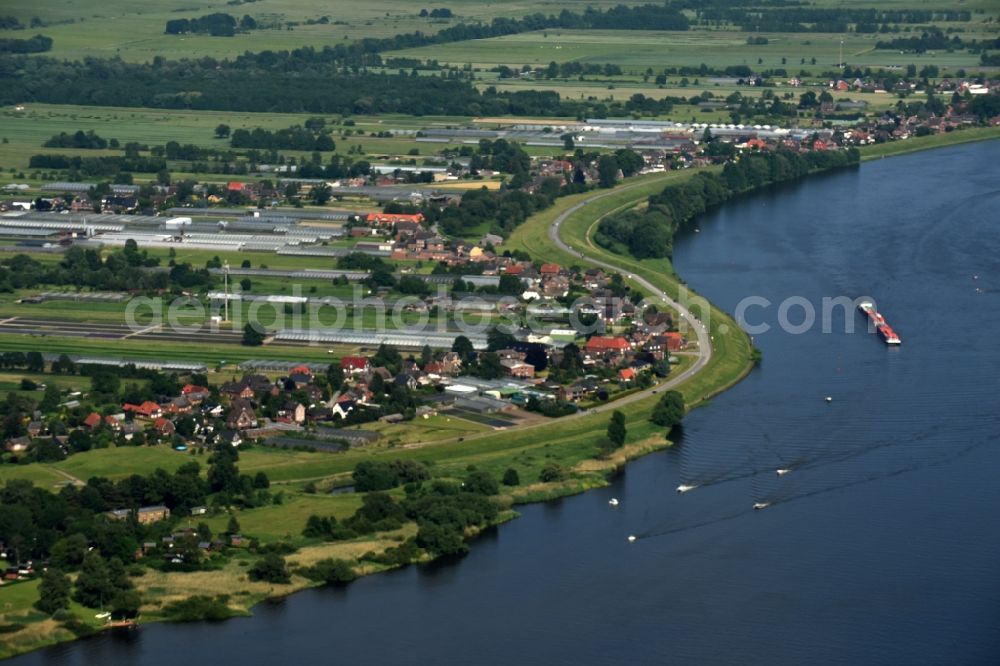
[398,180,717,448]
[544,182,714,417]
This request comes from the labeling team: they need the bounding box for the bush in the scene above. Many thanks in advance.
[501,468,520,486]
[163,595,233,622]
[300,558,357,585]
[539,463,566,483]
[463,470,499,495]
[352,459,429,492]
[247,553,290,584]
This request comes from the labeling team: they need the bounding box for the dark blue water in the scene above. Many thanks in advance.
[15,141,1000,664]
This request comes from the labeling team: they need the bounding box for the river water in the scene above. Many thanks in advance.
[15,141,1000,664]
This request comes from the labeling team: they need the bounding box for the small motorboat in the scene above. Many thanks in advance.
[753,502,771,510]
[775,468,791,476]
[676,484,698,494]
[627,535,637,543]
[825,396,833,403]
[608,498,619,506]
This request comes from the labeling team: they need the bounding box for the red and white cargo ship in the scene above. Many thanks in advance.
[858,301,901,345]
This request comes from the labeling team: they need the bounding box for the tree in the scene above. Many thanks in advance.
[25,351,44,372]
[90,372,120,396]
[50,533,88,570]
[226,515,241,535]
[239,277,252,292]
[420,344,433,367]
[487,327,517,351]
[209,454,239,494]
[598,154,620,188]
[326,362,344,390]
[310,184,332,205]
[451,335,475,362]
[607,410,627,448]
[36,567,71,614]
[74,552,112,608]
[650,390,685,429]
[501,468,520,486]
[248,553,290,584]
[214,123,230,139]
[352,460,400,492]
[242,322,265,346]
[52,354,76,374]
[497,273,523,295]
[463,470,499,495]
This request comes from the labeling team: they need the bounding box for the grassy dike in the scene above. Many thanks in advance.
[858,125,1000,161]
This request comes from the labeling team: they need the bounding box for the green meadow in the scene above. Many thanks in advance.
[387,28,990,75]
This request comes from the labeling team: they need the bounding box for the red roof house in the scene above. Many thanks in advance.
[340,356,371,374]
[366,212,424,226]
[618,368,636,381]
[83,412,102,429]
[540,263,561,275]
[585,336,631,354]
[152,418,175,436]
[124,401,162,419]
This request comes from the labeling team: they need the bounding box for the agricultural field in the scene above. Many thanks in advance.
[0,103,474,176]
[388,28,993,75]
[0,0,642,62]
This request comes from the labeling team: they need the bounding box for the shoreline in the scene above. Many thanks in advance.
[4,128,998,661]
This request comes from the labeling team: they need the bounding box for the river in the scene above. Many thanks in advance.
[16,141,1000,664]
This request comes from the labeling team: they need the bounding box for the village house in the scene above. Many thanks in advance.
[277,401,306,424]
[218,430,243,447]
[585,336,631,356]
[124,401,162,420]
[181,384,211,403]
[4,436,30,453]
[501,359,536,379]
[83,412,103,430]
[366,212,425,227]
[152,417,176,437]
[559,378,599,402]
[106,505,171,525]
[226,399,258,430]
[340,356,371,375]
[439,352,463,375]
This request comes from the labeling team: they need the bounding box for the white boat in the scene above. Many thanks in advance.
[627,535,637,543]
[676,484,698,494]
[753,502,771,510]
[775,468,791,476]
[608,498,619,506]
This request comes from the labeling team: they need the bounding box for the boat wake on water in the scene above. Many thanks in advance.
[631,421,1000,543]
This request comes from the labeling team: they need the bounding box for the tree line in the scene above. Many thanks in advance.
[165,13,257,37]
[0,243,214,293]
[28,154,166,177]
[230,125,336,151]
[597,148,860,260]
[0,34,52,53]
[694,5,971,33]
[43,130,111,150]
